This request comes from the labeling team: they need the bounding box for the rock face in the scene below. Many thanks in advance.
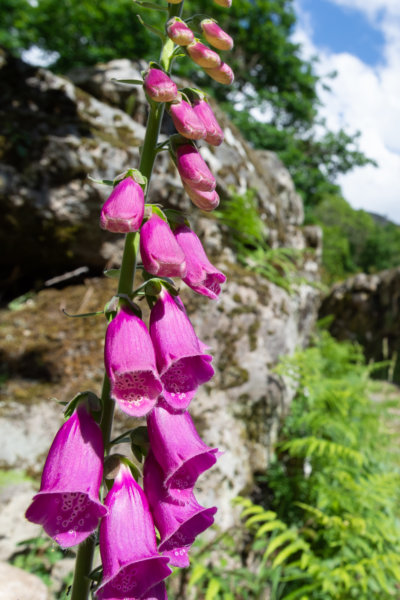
[319,268,400,382]
[0,50,322,559]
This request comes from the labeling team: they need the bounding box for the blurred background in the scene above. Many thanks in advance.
[1,1,400,598]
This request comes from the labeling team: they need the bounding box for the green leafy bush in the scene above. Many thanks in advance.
[170,330,400,599]
[215,189,306,293]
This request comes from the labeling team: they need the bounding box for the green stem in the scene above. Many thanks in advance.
[69,3,184,598]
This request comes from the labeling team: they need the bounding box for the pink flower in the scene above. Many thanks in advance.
[25,405,107,548]
[140,214,187,277]
[174,224,226,299]
[104,305,163,417]
[96,464,171,600]
[168,95,206,140]
[200,19,234,51]
[144,451,217,567]
[176,144,216,192]
[147,401,219,499]
[166,17,194,46]
[186,40,221,69]
[183,182,220,211]
[100,177,145,233]
[149,290,214,410]
[204,61,234,85]
[144,68,178,103]
[193,99,224,146]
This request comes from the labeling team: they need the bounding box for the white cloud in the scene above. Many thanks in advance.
[293,0,400,223]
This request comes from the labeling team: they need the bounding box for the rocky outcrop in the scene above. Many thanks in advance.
[319,268,400,382]
[0,49,322,563]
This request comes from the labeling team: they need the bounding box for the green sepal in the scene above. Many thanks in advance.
[165,208,191,230]
[62,308,104,318]
[104,295,119,321]
[88,565,103,583]
[143,203,168,222]
[111,78,143,86]
[131,426,150,463]
[103,454,141,482]
[137,14,166,41]
[116,295,143,319]
[104,268,121,280]
[132,0,168,12]
[64,391,101,420]
[87,175,114,186]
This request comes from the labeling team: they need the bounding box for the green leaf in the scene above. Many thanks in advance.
[272,540,307,568]
[205,578,221,600]
[255,520,287,538]
[263,530,297,561]
[188,564,207,588]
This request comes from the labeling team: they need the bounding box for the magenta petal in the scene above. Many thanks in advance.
[25,405,107,548]
[147,402,219,498]
[149,290,213,410]
[174,225,226,299]
[193,99,224,146]
[169,98,206,140]
[144,452,217,567]
[100,178,145,233]
[140,214,187,278]
[105,306,163,417]
[97,465,171,600]
[144,68,178,103]
[176,144,216,192]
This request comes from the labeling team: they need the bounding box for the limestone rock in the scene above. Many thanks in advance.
[0,562,49,600]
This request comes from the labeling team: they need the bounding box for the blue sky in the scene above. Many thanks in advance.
[293,0,400,223]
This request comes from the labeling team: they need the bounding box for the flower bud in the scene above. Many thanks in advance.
[186,40,221,69]
[140,213,187,277]
[144,68,178,103]
[167,17,194,46]
[176,144,216,192]
[174,224,226,299]
[213,0,232,6]
[183,182,220,212]
[168,95,206,140]
[204,61,234,85]
[193,99,224,146]
[200,19,234,51]
[100,177,145,233]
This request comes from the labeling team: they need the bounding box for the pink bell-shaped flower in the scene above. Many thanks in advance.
[96,464,171,600]
[176,144,216,192]
[25,404,107,548]
[140,214,187,278]
[200,19,234,51]
[168,95,206,140]
[100,177,145,233]
[104,305,163,417]
[204,61,234,85]
[174,224,226,299]
[186,40,221,69]
[144,68,178,103]
[193,99,224,146]
[144,451,217,567]
[183,182,220,211]
[166,17,194,46]
[149,290,214,410]
[147,401,219,499]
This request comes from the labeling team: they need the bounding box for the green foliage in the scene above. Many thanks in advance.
[10,536,74,590]
[311,195,400,283]
[214,189,306,292]
[172,331,400,599]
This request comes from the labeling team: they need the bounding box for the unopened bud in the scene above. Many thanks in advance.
[144,68,178,103]
[168,95,206,140]
[100,178,145,233]
[204,61,234,85]
[176,144,216,192]
[187,40,221,69]
[183,182,220,212]
[213,0,232,7]
[201,19,233,51]
[167,17,194,46]
[193,99,224,146]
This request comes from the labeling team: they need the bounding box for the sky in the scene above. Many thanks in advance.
[293,0,400,223]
